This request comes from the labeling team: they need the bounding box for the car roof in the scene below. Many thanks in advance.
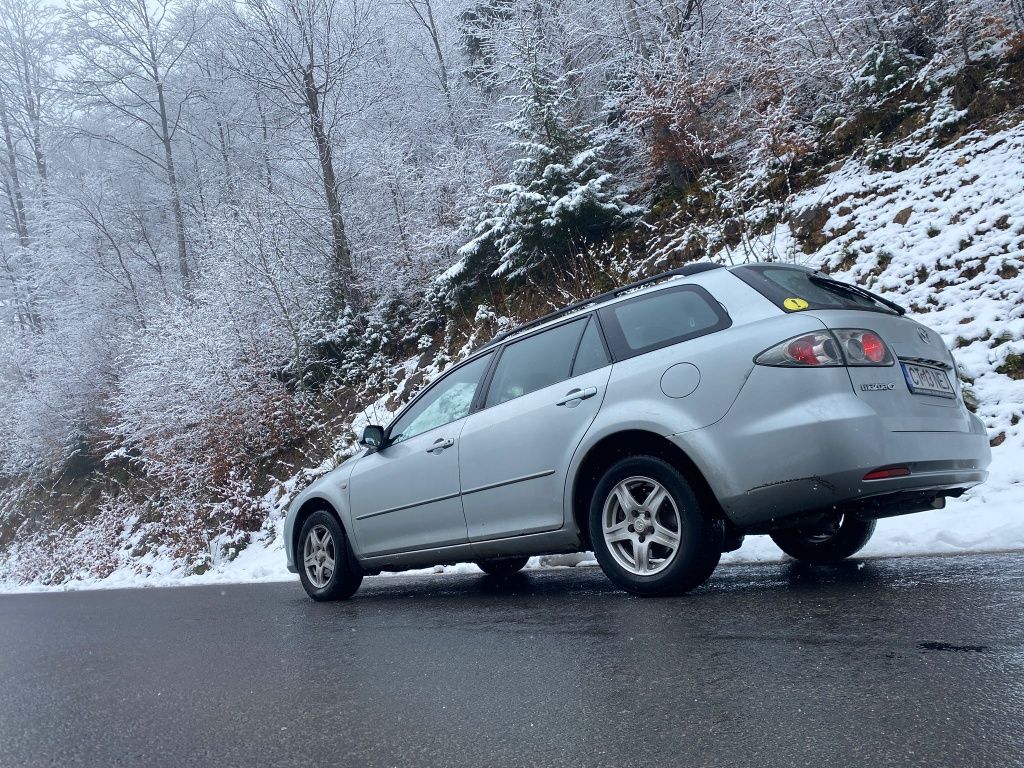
[470,262,732,356]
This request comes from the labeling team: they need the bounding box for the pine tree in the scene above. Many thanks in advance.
[455,68,639,282]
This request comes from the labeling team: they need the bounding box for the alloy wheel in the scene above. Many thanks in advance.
[602,475,682,576]
[303,524,336,589]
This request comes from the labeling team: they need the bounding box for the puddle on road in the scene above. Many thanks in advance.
[918,641,990,653]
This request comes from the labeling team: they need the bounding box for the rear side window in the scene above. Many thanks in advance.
[485,319,587,407]
[598,285,730,359]
[733,265,900,314]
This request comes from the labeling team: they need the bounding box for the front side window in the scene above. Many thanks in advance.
[599,285,730,359]
[485,319,587,407]
[389,353,492,444]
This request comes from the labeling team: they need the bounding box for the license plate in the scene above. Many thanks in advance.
[902,362,955,398]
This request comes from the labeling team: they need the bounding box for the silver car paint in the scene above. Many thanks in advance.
[458,363,613,541]
[284,265,991,573]
[348,415,475,557]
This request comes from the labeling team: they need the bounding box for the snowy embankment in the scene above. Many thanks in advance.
[3,121,1024,594]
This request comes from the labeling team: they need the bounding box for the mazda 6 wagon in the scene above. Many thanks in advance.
[284,262,991,599]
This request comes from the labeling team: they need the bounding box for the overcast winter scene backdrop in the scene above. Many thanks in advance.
[0,0,1022,590]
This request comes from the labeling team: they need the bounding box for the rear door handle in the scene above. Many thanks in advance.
[556,387,598,407]
[426,438,455,454]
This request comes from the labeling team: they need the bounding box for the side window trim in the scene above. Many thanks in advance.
[569,313,612,375]
[567,315,591,375]
[598,283,732,361]
[470,347,502,414]
[591,312,613,361]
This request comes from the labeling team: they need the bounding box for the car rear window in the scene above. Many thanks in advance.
[732,265,900,314]
[598,285,731,359]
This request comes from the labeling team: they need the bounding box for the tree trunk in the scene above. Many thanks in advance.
[623,0,650,60]
[0,95,40,332]
[302,64,356,303]
[422,0,460,140]
[255,94,274,194]
[217,120,235,200]
[155,80,191,292]
[19,55,48,189]
[0,93,30,248]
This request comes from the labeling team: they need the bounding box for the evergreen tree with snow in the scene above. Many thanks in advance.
[454,65,639,282]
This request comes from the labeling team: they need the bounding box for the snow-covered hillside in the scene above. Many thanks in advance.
[4,115,1023,593]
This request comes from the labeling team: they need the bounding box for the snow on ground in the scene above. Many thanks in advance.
[4,119,1023,594]
[5,457,1021,594]
[4,437,1021,594]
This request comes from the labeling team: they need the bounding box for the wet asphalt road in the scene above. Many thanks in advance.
[1,553,1023,768]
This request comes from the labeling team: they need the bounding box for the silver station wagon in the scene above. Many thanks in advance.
[285,262,991,599]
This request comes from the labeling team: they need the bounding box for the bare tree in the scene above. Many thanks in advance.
[396,0,461,138]
[65,0,204,293]
[223,0,377,305]
[0,0,56,196]
[0,91,29,250]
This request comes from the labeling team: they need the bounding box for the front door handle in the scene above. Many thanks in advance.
[426,437,455,454]
[556,387,598,407]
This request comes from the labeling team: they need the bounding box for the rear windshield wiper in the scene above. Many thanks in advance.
[808,274,906,316]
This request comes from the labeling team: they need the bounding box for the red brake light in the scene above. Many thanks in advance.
[861,332,887,363]
[788,336,822,365]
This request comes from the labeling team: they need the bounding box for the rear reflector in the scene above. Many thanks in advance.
[863,466,911,480]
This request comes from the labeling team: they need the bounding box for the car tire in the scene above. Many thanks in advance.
[770,516,876,564]
[589,455,722,597]
[297,511,363,601]
[475,556,530,576]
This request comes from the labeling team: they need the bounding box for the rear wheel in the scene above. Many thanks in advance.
[770,515,876,564]
[298,511,363,601]
[475,556,529,576]
[589,456,722,597]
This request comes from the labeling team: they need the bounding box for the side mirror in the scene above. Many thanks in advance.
[359,425,385,450]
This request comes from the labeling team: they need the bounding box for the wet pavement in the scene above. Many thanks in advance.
[1,552,1022,767]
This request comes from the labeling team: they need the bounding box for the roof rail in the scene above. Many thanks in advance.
[476,262,723,351]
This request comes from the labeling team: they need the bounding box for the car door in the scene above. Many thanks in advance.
[348,352,493,557]
[458,316,612,541]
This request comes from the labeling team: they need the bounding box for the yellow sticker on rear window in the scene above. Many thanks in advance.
[784,297,810,311]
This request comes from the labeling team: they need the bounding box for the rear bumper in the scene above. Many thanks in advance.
[669,374,991,529]
[720,452,988,530]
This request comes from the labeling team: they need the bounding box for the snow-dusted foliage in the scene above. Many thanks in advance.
[455,70,640,281]
[1,0,1023,587]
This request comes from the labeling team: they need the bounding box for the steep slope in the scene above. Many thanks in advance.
[4,110,1024,591]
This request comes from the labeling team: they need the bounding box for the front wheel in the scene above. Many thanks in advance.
[770,515,876,564]
[298,511,363,601]
[589,456,722,597]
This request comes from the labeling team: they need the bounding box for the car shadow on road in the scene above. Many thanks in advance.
[781,558,879,588]
[301,558,890,608]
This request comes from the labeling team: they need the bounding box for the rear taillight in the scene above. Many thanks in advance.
[755,329,894,368]
[755,332,843,367]
[834,329,893,366]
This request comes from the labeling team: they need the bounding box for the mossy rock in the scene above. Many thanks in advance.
[996,353,1024,380]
